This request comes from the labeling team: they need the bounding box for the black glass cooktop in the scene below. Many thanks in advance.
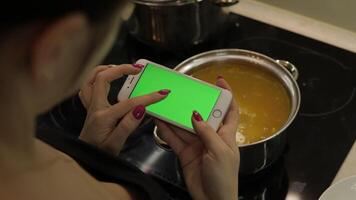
[37,13,356,200]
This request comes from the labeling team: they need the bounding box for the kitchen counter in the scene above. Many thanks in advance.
[226,0,356,191]
[332,142,356,183]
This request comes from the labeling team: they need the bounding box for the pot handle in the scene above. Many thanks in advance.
[276,60,299,80]
[153,126,173,151]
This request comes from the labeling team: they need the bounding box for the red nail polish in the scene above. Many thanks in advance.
[132,63,144,69]
[217,75,224,79]
[158,89,171,95]
[192,110,203,121]
[132,105,145,119]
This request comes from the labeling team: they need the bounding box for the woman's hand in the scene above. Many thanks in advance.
[79,64,170,155]
[156,77,239,200]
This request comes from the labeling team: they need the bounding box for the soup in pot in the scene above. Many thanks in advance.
[190,61,291,145]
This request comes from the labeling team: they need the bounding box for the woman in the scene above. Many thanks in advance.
[0,1,239,200]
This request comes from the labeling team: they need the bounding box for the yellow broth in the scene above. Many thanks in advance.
[190,62,291,144]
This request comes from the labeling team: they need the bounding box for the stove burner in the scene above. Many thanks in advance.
[291,52,355,117]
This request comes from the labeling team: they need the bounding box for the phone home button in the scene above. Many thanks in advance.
[213,109,222,118]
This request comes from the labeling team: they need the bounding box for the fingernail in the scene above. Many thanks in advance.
[132,63,144,69]
[192,110,203,121]
[217,75,224,79]
[158,89,171,95]
[132,105,145,119]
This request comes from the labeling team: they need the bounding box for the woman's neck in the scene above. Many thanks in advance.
[0,86,37,172]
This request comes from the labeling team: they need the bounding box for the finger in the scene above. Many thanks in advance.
[178,141,203,169]
[86,65,111,86]
[156,120,201,166]
[166,124,198,144]
[222,98,239,127]
[80,65,108,109]
[91,64,143,109]
[216,77,239,125]
[191,111,225,155]
[216,77,239,148]
[216,76,232,90]
[78,90,87,108]
[156,120,186,155]
[106,89,170,120]
[100,105,146,155]
[217,104,239,150]
[157,121,203,171]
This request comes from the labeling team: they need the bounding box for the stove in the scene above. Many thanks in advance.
[37,13,356,200]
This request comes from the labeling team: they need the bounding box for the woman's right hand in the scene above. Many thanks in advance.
[156,77,240,200]
[78,64,170,155]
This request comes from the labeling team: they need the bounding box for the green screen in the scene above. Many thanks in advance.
[130,63,221,129]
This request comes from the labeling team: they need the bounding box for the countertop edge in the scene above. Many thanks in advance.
[332,141,356,184]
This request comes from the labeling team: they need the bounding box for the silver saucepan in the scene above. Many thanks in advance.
[125,0,238,50]
[153,49,301,175]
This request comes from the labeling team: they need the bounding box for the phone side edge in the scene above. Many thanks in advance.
[117,64,146,101]
[207,89,233,131]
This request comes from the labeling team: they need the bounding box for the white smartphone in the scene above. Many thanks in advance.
[118,59,232,134]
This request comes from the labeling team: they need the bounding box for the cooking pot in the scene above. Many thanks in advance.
[126,0,238,50]
[154,49,301,175]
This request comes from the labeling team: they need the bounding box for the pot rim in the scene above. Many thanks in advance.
[174,48,301,148]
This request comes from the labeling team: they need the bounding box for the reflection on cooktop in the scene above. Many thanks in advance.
[239,157,288,200]
[292,52,355,117]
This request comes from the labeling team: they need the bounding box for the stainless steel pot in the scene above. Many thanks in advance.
[126,0,238,50]
[154,49,301,175]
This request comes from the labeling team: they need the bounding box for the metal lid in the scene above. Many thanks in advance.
[131,0,202,6]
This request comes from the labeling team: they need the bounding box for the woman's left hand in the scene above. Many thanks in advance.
[156,78,239,200]
[78,64,169,155]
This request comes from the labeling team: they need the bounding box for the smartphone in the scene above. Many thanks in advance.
[118,59,232,134]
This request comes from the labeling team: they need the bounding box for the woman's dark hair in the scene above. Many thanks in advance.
[1,1,122,31]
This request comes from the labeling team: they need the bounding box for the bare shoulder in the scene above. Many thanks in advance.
[0,139,132,200]
[34,138,77,162]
